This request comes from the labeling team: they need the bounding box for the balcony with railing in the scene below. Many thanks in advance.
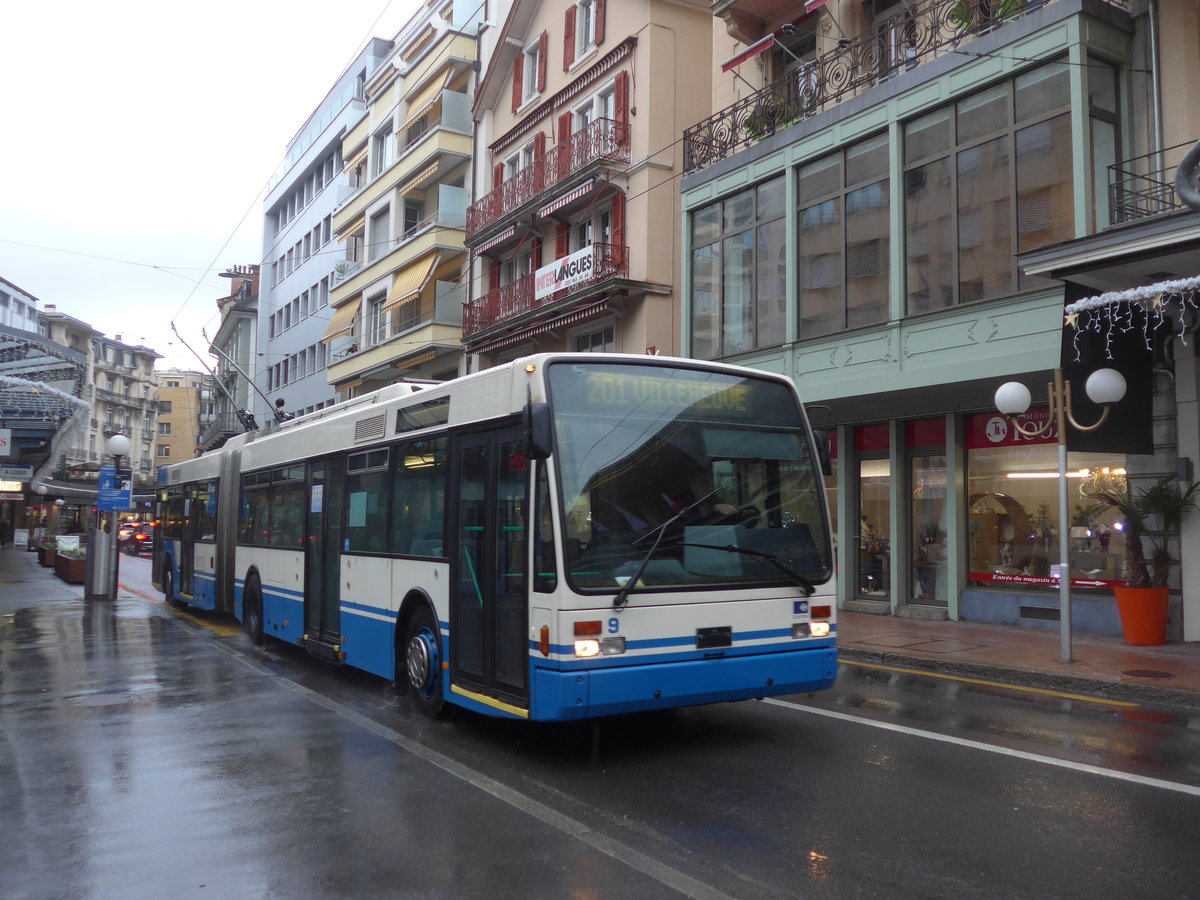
[463,242,628,338]
[684,0,1125,176]
[1108,141,1195,226]
[466,118,630,239]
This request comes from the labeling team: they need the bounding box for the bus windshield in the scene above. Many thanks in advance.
[546,361,832,593]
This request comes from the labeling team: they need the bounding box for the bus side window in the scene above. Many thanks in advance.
[390,438,447,557]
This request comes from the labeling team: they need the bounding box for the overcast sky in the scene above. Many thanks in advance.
[0,0,417,371]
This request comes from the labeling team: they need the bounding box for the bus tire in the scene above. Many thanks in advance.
[243,574,265,646]
[401,606,443,716]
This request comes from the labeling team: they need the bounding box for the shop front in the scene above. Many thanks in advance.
[830,409,1131,633]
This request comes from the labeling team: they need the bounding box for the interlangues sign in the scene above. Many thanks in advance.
[534,245,594,301]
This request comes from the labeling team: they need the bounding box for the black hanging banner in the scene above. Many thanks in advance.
[1061,282,1154,454]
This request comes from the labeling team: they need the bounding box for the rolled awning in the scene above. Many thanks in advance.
[382,253,440,311]
[320,297,362,343]
[403,72,450,130]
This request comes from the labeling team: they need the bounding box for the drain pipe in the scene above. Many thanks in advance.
[1148,0,1164,175]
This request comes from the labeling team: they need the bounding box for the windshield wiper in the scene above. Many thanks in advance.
[614,490,723,609]
[631,489,720,547]
[666,541,816,597]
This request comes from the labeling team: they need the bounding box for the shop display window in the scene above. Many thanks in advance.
[966,411,1128,589]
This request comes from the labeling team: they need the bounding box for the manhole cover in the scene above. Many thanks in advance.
[1121,669,1175,679]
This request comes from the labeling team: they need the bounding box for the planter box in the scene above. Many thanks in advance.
[38,547,56,568]
[54,555,86,584]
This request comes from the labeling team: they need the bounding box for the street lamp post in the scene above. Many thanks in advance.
[994,368,1127,662]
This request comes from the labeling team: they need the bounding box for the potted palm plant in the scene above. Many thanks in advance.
[1087,477,1200,645]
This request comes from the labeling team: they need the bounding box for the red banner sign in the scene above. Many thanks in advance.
[965,408,1057,449]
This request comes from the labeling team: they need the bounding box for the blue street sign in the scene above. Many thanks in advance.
[97,465,132,512]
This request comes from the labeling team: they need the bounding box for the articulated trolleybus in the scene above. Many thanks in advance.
[156,354,837,721]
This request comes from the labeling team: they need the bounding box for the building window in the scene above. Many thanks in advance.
[575,324,614,352]
[965,411,1129,590]
[369,206,391,262]
[157,444,171,458]
[904,62,1074,314]
[798,133,891,337]
[158,422,171,435]
[690,175,786,359]
[158,400,173,413]
[367,293,388,346]
[372,121,393,177]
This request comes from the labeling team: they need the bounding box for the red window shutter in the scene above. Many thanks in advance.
[563,7,576,70]
[511,54,524,113]
[558,112,573,144]
[492,163,504,189]
[595,0,606,45]
[532,238,543,270]
[615,70,629,129]
[611,193,626,264]
[534,132,547,158]
[488,261,500,292]
[555,222,570,259]
[537,32,548,92]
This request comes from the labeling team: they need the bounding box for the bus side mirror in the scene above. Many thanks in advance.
[525,402,553,460]
[813,430,832,477]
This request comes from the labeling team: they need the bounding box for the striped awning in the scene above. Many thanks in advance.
[475,225,517,255]
[469,300,609,354]
[382,253,439,311]
[538,180,595,219]
[320,297,362,343]
[399,160,441,196]
[403,72,450,130]
[395,349,438,370]
[343,146,368,172]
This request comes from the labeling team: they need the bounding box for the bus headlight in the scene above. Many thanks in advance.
[574,639,600,658]
[601,636,626,656]
[810,622,831,638]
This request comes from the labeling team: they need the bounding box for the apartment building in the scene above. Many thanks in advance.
[155,370,214,466]
[42,306,160,487]
[257,40,396,424]
[199,266,259,453]
[678,0,1200,638]
[462,0,712,367]
[322,0,484,396]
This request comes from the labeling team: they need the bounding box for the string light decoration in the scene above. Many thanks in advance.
[1063,274,1200,362]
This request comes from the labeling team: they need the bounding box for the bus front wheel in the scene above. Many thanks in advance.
[402,607,443,716]
[243,575,265,646]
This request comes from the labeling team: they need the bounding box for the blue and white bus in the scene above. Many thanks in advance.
[155,353,837,721]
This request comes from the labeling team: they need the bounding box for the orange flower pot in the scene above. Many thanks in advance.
[1113,586,1169,646]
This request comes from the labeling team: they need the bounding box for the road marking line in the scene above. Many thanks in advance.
[764,697,1200,798]
[841,659,1139,707]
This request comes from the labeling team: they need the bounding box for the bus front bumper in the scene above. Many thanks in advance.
[531,645,837,721]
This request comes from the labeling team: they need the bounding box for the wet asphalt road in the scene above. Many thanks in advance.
[3,553,1200,899]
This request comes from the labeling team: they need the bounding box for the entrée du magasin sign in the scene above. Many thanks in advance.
[535,245,594,300]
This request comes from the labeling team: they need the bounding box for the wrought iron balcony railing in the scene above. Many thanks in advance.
[683,0,1125,176]
[462,242,628,337]
[466,118,630,238]
[1108,140,1194,225]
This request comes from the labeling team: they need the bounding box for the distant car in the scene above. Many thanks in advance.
[122,523,156,556]
[117,522,141,541]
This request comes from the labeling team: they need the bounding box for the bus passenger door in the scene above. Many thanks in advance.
[304,461,344,646]
[450,427,529,709]
[179,488,196,597]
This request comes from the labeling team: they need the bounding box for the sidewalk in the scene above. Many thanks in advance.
[4,544,1199,708]
[839,608,1200,708]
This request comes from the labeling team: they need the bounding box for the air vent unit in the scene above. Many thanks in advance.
[354,414,387,443]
